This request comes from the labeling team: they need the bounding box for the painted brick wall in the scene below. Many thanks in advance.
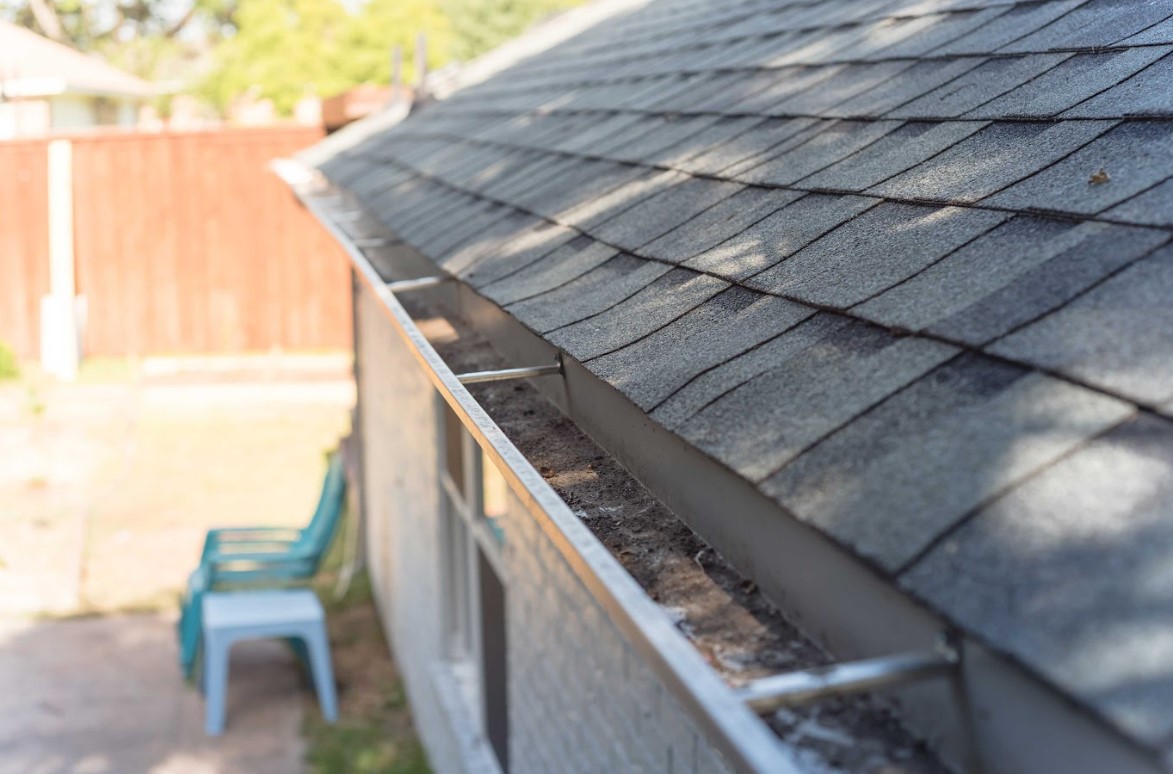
[356,283,734,774]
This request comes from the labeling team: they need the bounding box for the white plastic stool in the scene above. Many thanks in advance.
[201,589,338,735]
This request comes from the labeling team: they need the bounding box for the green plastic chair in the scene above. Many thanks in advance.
[177,451,347,680]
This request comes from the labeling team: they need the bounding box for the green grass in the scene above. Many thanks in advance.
[0,341,19,381]
[305,712,430,774]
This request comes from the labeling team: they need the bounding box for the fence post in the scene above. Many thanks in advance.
[40,138,80,380]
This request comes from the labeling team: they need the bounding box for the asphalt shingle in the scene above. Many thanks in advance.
[891,53,1070,118]
[1064,51,1173,118]
[477,236,619,305]
[985,120,1173,214]
[873,120,1114,203]
[727,65,847,114]
[901,414,1173,746]
[520,164,673,226]
[651,116,765,169]
[679,318,956,482]
[548,268,729,361]
[734,120,903,186]
[931,0,1084,55]
[682,118,823,176]
[1001,0,1173,53]
[868,8,1009,59]
[589,288,813,410]
[588,176,744,251]
[972,47,1172,119]
[458,221,578,287]
[638,186,792,263]
[769,61,915,116]
[747,203,1008,308]
[828,58,984,118]
[440,211,551,277]
[1106,179,1173,227]
[599,115,723,163]
[506,254,670,333]
[800,120,988,191]
[856,217,1171,345]
[764,357,1135,571]
[991,245,1173,407]
[686,193,878,280]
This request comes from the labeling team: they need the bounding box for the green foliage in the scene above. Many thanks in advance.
[202,0,580,115]
[0,341,19,381]
[440,0,578,62]
[200,0,356,115]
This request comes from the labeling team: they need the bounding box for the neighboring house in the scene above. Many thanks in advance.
[285,0,1173,772]
[0,20,151,139]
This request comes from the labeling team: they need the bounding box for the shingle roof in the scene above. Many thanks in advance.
[312,0,1173,758]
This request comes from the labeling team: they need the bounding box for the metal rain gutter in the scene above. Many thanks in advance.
[278,162,803,774]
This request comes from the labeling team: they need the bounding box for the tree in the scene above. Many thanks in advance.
[200,0,355,115]
[440,0,578,62]
[0,0,236,49]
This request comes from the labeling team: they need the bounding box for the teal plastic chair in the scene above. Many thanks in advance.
[178,451,347,680]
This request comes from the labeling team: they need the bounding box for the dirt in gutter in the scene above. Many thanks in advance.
[413,301,948,774]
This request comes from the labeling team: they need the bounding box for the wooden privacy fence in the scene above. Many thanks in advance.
[0,126,352,359]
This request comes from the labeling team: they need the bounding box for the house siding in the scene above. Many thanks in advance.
[355,282,735,774]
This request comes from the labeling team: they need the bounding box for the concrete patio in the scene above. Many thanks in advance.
[0,614,306,774]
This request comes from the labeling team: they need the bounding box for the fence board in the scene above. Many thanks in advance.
[0,141,50,358]
[0,126,352,360]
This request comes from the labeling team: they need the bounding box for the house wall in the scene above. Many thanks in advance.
[355,282,736,774]
[0,100,50,139]
[49,96,97,131]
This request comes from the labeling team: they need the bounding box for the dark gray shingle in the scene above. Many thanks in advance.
[873,120,1114,203]
[561,169,687,229]
[1106,179,1173,227]
[800,120,988,191]
[985,120,1173,214]
[991,244,1173,407]
[1001,0,1173,52]
[932,0,1084,55]
[746,203,1009,308]
[734,120,903,186]
[764,357,1134,570]
[590,288,813,409]
[589,177,744,251]
[854,217,1166,340]
[973,47,1172,119]
[686,193,878,279]
[548,268,729,361]
[679,319,957,482]
[506,254,671,333]
[828,58,984,118]
[638,186,795,263]
[684,118,824,176]
[901,415,1173,746]
[1064,50,1173,118]
[476,236,618,303]
[891,53,1070,118]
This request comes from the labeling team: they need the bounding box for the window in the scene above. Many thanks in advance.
[437,396,510,771]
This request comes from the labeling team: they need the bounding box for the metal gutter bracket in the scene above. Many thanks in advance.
[385,275,450,294]
[736,636,961,715]
[456,357,563,385]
